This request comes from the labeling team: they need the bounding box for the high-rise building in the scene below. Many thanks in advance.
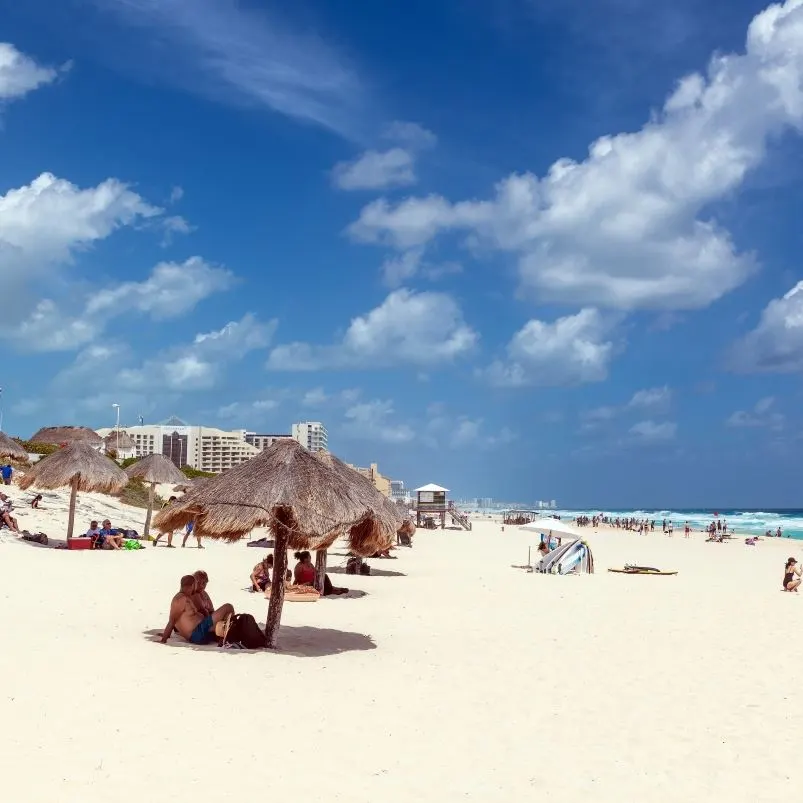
[244,433,294,451]
[348,462,392,497]
[96,419,261,474]
[291,421,328,452]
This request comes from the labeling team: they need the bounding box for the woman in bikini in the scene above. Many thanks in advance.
[783,557,801,592]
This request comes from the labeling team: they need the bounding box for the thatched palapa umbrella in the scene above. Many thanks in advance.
[29,426,104,448]
[0,432,28,462]
[311,450,401,592]
[153,439,398,647]
[124,454,187,539]
[19,442,128,539]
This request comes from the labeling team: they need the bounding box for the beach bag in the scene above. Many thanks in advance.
[346,557,360,575]
[223,613,267,649]
[359,562,371,576]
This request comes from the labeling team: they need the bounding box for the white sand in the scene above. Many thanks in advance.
[0,490,799,802]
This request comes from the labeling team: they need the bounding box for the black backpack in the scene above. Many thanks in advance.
[223,614,267,649]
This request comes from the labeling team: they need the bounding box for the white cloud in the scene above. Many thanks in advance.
[629,420,678,442]
[14,258,235,352]
[332,122,436,190]
[267,289,477,370]
[348,1,803,310]
[117,314,276,393]
[425,407,515,449]
[341,399,415,444]
[0,43,66,101]
[628,385,672,411]
[0,172,160,268]
[302,387,329,407]
[98,0,364,138]
[731,280,803,372]
[169,186,184,204]
[484,308,616,387]
[380,247,463,288]
[86,258,235,319]
[726,397,784,430]
[332,148,416,190]
[217,398,280,420]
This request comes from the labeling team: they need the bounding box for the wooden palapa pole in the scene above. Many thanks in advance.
[143,482,156,539]
[314,548,327,594]
[265,528,288,648]
[66,474,79,539]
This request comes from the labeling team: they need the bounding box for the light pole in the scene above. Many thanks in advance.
[112,403,120,455]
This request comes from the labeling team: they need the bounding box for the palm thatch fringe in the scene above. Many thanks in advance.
[19,442,128,538]
[28,426,103,446]
[0,432,28,461]
[125,454,186,485]
[125,454,187,537]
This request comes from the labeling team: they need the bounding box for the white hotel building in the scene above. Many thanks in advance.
[97,418,329,473]
[96,418,261,474]
[291,421,328,452]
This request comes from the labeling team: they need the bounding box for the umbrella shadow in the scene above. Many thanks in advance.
[142,626,376,657]
[328,565,406,578]
[323,588,367,600]
[141,629,265,656]
[276,625,376,657]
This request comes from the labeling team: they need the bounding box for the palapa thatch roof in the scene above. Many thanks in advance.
[312,450,401,552]
[0,432,28,461]
[29,426,103,446]
[19,442,128,493]
[153,439,398,553]
[103,431,135,451]
[173,477,210,493]
[125,454,186,485]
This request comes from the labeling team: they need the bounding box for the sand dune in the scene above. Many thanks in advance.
[0,495,799,802]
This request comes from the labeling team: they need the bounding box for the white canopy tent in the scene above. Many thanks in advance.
[519,517,581,539]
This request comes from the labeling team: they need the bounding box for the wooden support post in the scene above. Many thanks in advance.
[265,529,289,649]
[66,474,79,540]
[314,549,327,594]
[143,482,155,539]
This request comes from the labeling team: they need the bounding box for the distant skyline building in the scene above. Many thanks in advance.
[291,421,328,452]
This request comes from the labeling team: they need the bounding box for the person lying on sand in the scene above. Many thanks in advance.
[783,557,801,592]
[160,575,234,645]
[294,550,348,596]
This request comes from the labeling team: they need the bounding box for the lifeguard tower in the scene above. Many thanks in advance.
[413,484,472,530]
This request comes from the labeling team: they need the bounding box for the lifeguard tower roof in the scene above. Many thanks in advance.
[415,483,450,493]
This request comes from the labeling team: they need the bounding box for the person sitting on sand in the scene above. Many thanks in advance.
[537,540,550,558]
[98,519,124,550]
[30,494,42,509]
[192,570,214,615]
[783,558,801,592]
[160,575,234,645]
[293,550,348,596]
[1,499,19,532]
[251,555,272,592]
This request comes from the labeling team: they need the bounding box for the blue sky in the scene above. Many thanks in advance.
[2,0,803,507]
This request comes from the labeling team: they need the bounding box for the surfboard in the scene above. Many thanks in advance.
[608,568,678,576]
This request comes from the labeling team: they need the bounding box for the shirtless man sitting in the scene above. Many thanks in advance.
[191,570,214,615]
[160,575,234,645]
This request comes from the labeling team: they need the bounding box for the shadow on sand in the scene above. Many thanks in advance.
[328,565,406,578]
[142,625,376,657]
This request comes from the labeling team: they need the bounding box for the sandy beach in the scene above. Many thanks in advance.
[0,489,799,803]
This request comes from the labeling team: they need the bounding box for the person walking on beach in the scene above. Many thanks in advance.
[1,464,13,485]
[182,519,203,549]
[153,497,178,547]
[783,558,801,592]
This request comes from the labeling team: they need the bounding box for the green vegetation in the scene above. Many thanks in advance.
[117,477,165,509]
[181,466,215,479]
[119,456,139,469]
[14,439,61,456]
